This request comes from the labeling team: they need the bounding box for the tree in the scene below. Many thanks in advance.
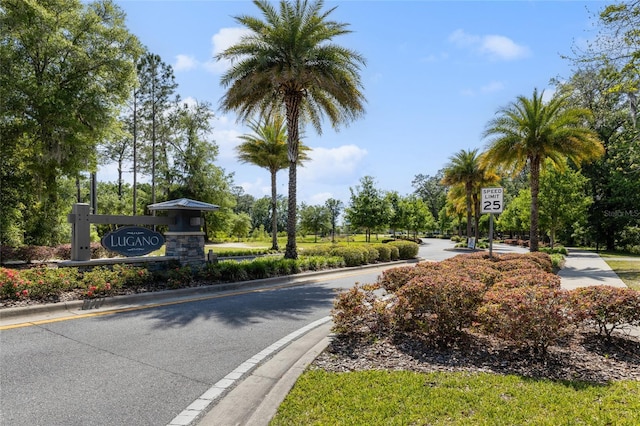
[217,0,366,259]
[442,149,484,242]
[230,213,252,242]
[237,114,310,250]
[539,159,592,248]
[299,203,330,242]
[325,198,343,243]
[482,88,604,251]
[0,0,141,245]
[404,195,436,238]
[412,170,447,221]
[136,52,177,209]
[346,176,390,242]
[553,65,639,250]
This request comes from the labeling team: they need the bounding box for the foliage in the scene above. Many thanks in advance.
[387,240,419,259]
[569,286,640,339]
[482,88,604,252]
[346,176,390,242]
[393,271,486,344]
[236,113,310,250]
[298,204,331,242]
[0,0,141,245]
[218,0,366,259]
[477,286,574,355]
[331,283,391,337]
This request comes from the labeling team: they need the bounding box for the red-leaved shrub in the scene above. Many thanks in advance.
[392,272,486,345]
[492,269,561,290]
[569,286,640,339]
[478,286,573,355]
[332,283,391,337]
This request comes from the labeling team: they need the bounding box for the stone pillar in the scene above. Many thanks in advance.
[164,231,206,267]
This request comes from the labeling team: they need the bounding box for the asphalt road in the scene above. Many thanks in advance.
[1,266,401,426]
[1,237,524,425]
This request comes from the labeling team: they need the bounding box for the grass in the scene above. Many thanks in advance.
[272,370,640,425]
[604,259,640,291]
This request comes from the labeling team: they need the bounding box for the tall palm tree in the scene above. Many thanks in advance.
[236,114,310,251]
[482,88,603,251]
[442,148,484,242]
[217,0,366,259]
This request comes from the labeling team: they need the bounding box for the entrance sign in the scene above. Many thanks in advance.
[481,187,504,213]
[102,226,165,257]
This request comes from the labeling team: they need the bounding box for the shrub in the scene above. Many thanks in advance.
[478,287,574,355]
[330,246,366,267]
[493,269,561,290]
[392,271,486,345]
[372,244,392,262]
[568,286,640,339]
[80,266,124,298]
[387,240,419,259]
[332,283,391,337]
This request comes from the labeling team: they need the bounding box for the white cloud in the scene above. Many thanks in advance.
[449,29,530,61]
[299,145,368,184]
[174,54,198,71]
[204,27,253,74]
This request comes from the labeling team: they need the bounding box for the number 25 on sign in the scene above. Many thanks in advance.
[481,187,504,213]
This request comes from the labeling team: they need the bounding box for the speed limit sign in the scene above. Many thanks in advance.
[481,187,504,213]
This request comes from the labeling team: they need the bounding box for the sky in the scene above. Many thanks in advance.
[102,0,607,207]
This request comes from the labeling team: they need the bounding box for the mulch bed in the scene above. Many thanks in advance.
[312,328,640,384]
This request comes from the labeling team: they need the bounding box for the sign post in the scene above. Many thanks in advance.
[481,187,504,257]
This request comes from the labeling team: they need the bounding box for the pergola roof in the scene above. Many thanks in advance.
[147,198,219,211]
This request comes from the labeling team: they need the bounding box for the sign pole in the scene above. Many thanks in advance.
[489,213,494,258]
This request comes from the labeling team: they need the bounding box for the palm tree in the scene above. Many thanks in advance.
[217,0,366,259]
[482,88,603,251]
[442,149,484,243]
[236,114,310,251]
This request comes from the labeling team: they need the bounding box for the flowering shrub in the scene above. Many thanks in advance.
[392,272,486,345]
[478,286,574,355]
[569,286,640,339]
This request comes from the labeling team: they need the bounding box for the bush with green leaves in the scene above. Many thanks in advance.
[569,286,640,339]
[372,244,392,262]
[387,240,419,259]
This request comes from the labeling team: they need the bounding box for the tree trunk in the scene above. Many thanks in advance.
[270,170,279,251]
[284,91,302,259]
[529,156,541,252]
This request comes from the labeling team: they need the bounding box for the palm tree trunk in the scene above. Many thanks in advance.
[284,92,302,259]
[529,156,541,252]
[270,170,279,251]
[285,160,297,258]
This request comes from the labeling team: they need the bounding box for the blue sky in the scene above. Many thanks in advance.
[104,0,606,206]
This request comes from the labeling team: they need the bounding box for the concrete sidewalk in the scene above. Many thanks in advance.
[196,248,636,426]
[558,248,628,290]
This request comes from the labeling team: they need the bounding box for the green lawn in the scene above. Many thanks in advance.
[272,370,640,425]
[604,258,640,291]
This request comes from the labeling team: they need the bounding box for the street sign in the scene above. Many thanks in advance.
[481,187,504,213]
